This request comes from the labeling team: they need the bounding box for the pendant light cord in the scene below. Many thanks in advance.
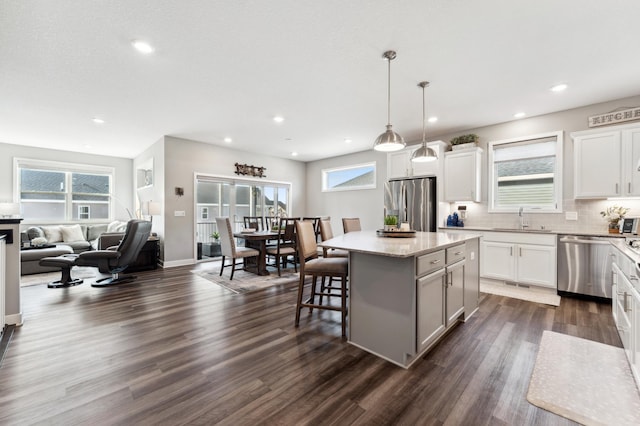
[387,56,391,126]
[419,81,430,147]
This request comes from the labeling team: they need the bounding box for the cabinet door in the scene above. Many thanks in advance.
[632,289,640,385]
[616,274,633,362]
[516,244,557,288]
[388,150,411,179]
[444,150,481,202]
[446,260,465,325]
[480,241,515,281]
[417,269,446,352]
[623,127,640,196]
[574,131,622,198]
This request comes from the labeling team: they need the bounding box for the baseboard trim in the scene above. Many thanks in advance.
[5,312,23,326]
[162,259,196,268]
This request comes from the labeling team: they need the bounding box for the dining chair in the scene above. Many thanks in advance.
[243,216,265,231]
[302,216,322,242]
[295,220,349,337]
[342,217,361,233]
[216,217,260,280]
[265,217,298,276]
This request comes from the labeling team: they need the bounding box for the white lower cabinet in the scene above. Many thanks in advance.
[480,232,557,288]
[611,255,640,387]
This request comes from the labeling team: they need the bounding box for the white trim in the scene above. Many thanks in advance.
[162,258,196,268]
[5,312,23,326]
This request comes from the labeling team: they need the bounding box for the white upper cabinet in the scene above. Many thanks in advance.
[387,141,448,180]
[573,124,640,198]
[444,147,482,202]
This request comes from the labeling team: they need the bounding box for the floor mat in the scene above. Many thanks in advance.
[480,281,560,306]
[527,330,640,425]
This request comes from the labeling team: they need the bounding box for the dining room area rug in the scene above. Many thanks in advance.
[527,330,640,425]
[191,262,301,294]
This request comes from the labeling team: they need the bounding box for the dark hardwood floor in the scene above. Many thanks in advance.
[1,263,620,425]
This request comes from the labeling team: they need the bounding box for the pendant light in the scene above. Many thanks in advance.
[411,81,438,162]
[373,50,405,152]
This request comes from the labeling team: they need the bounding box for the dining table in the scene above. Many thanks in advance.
[233,230,280,276]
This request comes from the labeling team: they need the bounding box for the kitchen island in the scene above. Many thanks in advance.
[319,230,481,368]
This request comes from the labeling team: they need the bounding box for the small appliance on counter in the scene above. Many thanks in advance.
[620,217,639,234]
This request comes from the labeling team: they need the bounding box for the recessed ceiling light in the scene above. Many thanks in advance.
[223,137,232,143]
[344,138,352,144]
[550,84,568,92]
[83,144,93,149]
[132,40,154,54]
[428,117,438,123]
[291,152,298,157]
[92,117,105,124]
[273,116,284,123]
[514,112,526,119]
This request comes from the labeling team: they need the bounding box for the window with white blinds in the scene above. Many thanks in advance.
[488,131,563,212]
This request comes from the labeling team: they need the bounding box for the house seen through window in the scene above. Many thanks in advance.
[16,158,114,221]
[322,162,376,192]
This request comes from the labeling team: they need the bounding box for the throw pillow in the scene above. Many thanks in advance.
[26,226,45,240]
[107,220,128,233]
[60,224,86,242]
[41,225,63,243]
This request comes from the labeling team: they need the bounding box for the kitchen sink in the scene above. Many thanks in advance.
[491,227,553,233]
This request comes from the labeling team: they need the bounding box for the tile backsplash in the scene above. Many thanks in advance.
[447,199,640,234]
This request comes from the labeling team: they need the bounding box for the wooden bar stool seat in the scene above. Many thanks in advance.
[295,220,349,337]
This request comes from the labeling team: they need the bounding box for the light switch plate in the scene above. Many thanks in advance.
[565,211,578,221]
[174,210,186,217]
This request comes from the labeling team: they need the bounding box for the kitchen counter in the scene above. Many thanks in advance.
[440,226,626,238]
[319,229,482,258]
[320,230,481,368]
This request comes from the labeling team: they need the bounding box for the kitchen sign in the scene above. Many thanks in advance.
[588,106,640,127]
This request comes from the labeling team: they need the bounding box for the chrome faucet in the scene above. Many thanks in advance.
[518,207,529,229]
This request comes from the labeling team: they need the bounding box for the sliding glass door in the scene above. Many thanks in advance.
[195,175,291,261]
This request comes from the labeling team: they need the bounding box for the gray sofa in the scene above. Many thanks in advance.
[20,221,128,275]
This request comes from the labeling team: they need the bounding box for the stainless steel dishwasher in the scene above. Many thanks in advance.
[557,235,614,298]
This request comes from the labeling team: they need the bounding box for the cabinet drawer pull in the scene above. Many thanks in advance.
[629,182,632,193]
[430,259,441,264]
[454,251,463,255]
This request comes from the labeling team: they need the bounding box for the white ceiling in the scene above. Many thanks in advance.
[2,1,640,162]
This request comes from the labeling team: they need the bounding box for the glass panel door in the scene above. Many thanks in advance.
[195,176,290,262]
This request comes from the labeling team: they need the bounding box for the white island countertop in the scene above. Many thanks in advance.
[319,230,481,258]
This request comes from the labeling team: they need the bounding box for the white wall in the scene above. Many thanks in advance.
[306,149,388,234]
[0,142,134,222]
[159,136,307,266]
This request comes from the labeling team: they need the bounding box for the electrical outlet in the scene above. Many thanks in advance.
[565,211,578,221]
[174,210,186,217]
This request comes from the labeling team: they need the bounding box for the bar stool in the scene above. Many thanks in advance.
[342,217,361,233]
[294,220,349,337]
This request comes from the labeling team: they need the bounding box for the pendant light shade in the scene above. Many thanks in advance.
[411,81,438,162]
[373,51,405,152]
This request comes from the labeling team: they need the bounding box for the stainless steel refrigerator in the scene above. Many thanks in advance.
[384,177,436,232]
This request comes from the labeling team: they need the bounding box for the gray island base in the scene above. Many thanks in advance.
[319,231,480,368]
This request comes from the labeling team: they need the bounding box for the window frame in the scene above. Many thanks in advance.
[487,131,563,213]
[14,157,116,224]
[321,161,377,192]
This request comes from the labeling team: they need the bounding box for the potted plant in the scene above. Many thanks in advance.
[600,205,630,233]
[210,231,220,243]
[384,215,398,231]
[450,133,479,150]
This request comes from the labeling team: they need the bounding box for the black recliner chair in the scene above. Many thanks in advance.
[40,219,152,288]
[76,219,152,287]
